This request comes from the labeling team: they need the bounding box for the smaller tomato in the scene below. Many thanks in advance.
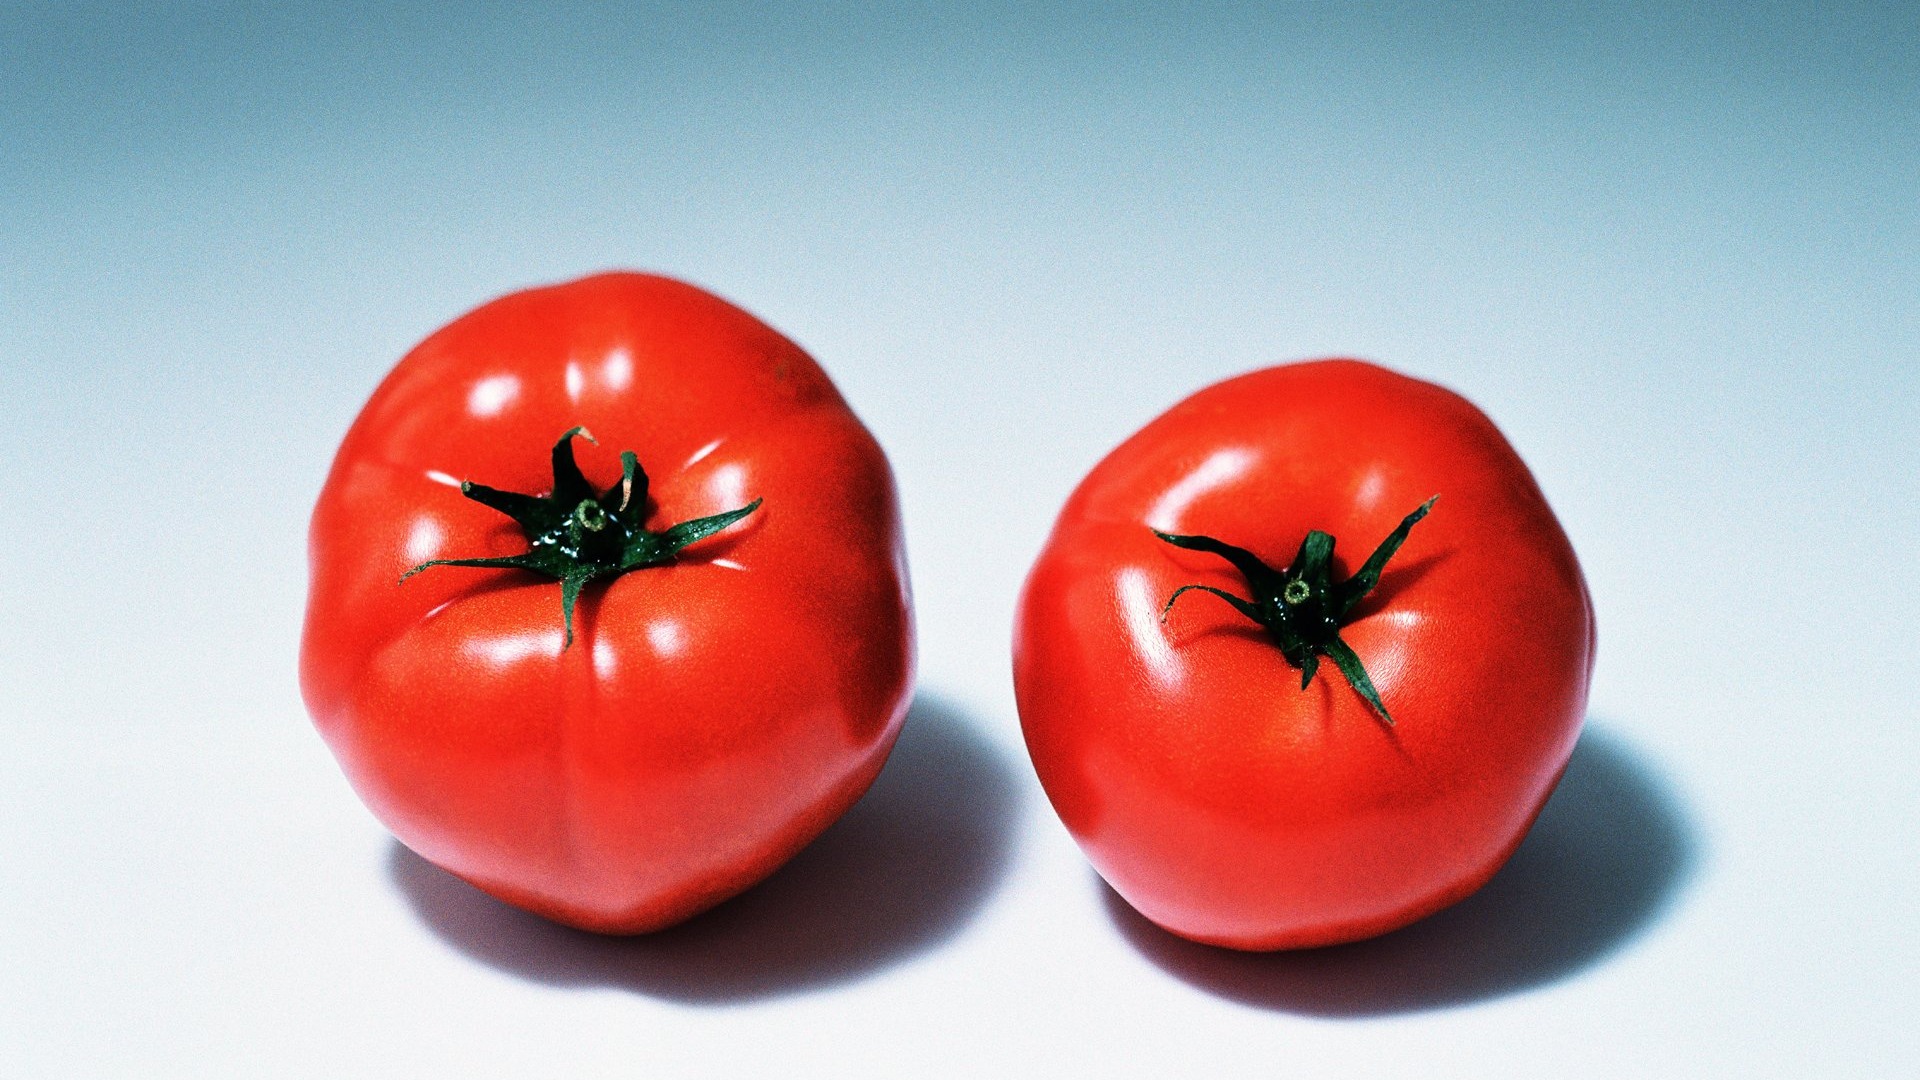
[1014,359,1594,950]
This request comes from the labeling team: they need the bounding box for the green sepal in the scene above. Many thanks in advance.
[457,481,551,529]
[558,570,600,648]
[1336,495,1437,618]
[1324,635,1392,725]
[1159,584,1262,624]
[401,429,760,648]
[602,450,645,514]
[1287,529,1338,585]
[549,426,599,506]
[1155,495,1437,726]
[1152,531,1282,593]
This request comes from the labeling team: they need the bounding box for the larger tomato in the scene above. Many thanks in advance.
[301,272,913,933]
[1014,360,1593,950]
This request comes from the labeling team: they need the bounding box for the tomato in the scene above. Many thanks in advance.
[1013,360,1594,951]
[301,272,914,934]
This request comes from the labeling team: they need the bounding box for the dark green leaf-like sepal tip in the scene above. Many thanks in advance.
[401,428,761,647]
[1155,496,1438,725]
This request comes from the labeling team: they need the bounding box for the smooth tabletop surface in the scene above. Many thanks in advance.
[3,4,1915,1077]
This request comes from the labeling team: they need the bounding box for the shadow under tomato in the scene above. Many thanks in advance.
[1103,722,1700,1016]
[388,691,1020,1003]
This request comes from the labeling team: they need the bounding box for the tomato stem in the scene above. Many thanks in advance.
[1155,496,1437,724]
[400,428,761,647]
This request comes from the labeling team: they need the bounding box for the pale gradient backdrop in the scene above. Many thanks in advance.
[3,4,1915,1077]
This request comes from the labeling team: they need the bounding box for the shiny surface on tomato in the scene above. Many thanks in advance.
[302,273,914,933]
[1014,360,1594,951]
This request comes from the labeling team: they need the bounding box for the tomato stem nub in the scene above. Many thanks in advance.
[1154,496,1437,725]
[400,428,761,647]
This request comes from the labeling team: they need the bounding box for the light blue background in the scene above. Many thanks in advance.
[3,4,1915,1076]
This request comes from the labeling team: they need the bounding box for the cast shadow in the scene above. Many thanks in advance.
[1105,722,1700,1016]
[388,692,1021,1004]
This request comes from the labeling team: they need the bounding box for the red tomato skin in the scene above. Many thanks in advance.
[1014,360,1594,951]
[301,273,914,933]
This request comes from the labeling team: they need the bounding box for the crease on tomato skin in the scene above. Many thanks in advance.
[547,723,894,933]
[555,585,619,904]
[546,646,894,929]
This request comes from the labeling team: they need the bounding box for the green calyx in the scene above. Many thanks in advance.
[1154,496,1438,725]
[401,427,761,646]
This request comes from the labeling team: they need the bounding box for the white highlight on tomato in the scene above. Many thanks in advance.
[647,619,685,658]
[683,438,723,470]
[466,374,520,417]
[1352,465,1389,513]
[403,518,444,563]
[472,630,562,667]
[1146,446,1255,531]
[602,347,633,391]
[565,360,584,401]
[423,469,462,488]
[593,637,618,679]
[707,462,748,509]
[1117,567,1183,691]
